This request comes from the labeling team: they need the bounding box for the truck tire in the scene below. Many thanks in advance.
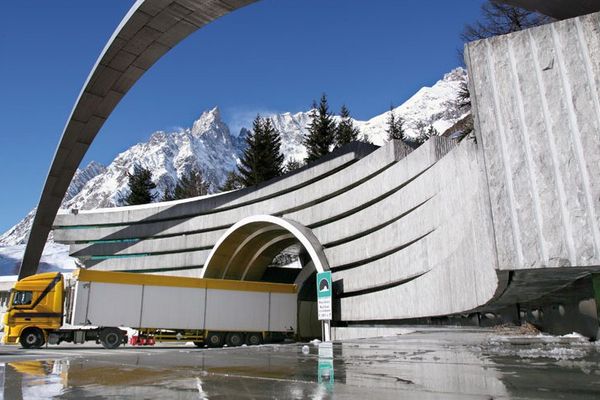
[246,332,262,346]
[226,332,244,347]
[206,332,224,348]
[99,328,124,349]
[20,328,45,349]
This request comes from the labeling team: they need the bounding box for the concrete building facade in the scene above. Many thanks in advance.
[17,1,600,337]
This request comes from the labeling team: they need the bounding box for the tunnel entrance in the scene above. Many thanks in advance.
[201,215,329,339]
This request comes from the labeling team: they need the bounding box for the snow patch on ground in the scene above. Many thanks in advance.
[515,347,589,360]
[486,331,598,361]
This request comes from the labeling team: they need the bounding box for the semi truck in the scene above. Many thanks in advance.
[2,269,297,349]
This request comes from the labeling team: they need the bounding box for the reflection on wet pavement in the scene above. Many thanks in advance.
[1,327,599,399]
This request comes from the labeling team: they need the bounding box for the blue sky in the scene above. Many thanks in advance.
[0,0,485,233]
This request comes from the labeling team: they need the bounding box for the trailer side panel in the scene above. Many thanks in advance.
[85,282,143,327]
[269,293,297,332]
[205,289,269,332]
[140,285,205,330]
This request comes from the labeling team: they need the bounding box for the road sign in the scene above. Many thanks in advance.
[317,271,332,321]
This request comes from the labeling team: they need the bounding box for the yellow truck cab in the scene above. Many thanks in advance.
[2,272,64,348]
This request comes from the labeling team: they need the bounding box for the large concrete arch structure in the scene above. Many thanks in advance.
[20,0,599,279]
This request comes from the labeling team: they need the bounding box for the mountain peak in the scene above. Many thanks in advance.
[192,106,223,136]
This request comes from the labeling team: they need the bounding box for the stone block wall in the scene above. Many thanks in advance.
[466,12,600,271]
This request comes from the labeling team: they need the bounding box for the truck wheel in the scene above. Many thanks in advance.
[20,328,45,349]
[226,332,244,347]
[193,341,204,348]
[246,332,262,346]
[206,332,224,348]
[99,328,123,349]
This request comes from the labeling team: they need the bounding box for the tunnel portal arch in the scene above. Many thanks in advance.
[202,215,330,339]
[201,215,329,285]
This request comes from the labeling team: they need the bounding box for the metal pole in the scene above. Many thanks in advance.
[323,320,331,342]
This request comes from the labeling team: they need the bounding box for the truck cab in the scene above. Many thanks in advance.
[2,272,64,348]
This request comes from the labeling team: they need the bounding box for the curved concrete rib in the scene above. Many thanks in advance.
[19,0,258,279]
[202,215,330,280]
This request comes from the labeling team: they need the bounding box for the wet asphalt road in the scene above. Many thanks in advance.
[1,327,599,399]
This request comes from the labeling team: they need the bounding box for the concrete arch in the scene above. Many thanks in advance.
[201,215,330,282]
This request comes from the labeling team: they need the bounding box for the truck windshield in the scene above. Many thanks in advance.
[12,291,33,306]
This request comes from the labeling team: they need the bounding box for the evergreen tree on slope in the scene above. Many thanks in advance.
[173,168,210,199]
[386,105,406,141]
[335,105,360,148]
[304,94,337,163]
[122,165,157,206]
[162,182,175,201]
[220,170,244,191]
[284,158,303,173]
[239,115,263,187]
[261,117,284,181]
[239,115,284,187]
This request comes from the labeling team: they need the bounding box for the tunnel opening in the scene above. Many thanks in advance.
[201,215,329,339]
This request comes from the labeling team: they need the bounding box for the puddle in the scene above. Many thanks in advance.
[1,330,600,399]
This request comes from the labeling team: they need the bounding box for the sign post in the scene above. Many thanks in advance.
[317,271,332,342]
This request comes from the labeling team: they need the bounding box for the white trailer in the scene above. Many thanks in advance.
[3,269,297,349]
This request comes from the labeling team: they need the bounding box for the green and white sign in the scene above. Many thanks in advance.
[317,271,332,320]
[318,359,334,387]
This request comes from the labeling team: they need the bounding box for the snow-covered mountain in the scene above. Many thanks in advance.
[265,68,468,161]
[356,68,468,143]
[0,162,107,247]
[0,68,467,255]
[0,242,76,276]
[63,107,242,212]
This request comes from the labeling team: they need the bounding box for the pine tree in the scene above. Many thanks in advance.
[386,106,405,141]
[457,81,471,111]
[261,117,284,181]
[162,182,175,201]
[284,158,303,173]
[427,125,438,138]
[122,165,157,206]
[238,115,263,187]
[220,170,244,191]
[335,105,360,148]
[304,94,337,162]
[359,134,372,145]
[238,115,284,187]
[173,168,210,200]
[414,122,438,144]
